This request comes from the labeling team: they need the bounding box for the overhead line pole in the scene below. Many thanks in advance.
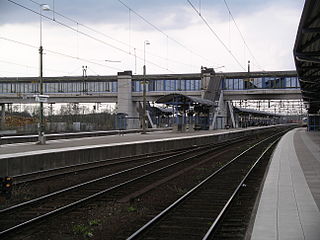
[142,40,150,134]
[38,4,50,145]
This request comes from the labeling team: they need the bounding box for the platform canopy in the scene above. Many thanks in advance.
[234,107,284,117]
[156,93,214,107]
[149,106,173,115]
[294,0,320,113]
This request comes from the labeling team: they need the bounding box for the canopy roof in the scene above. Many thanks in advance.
[156,93,214,107]
[294,0,320,113]
[150,106,173,115]
[234,107,284,117]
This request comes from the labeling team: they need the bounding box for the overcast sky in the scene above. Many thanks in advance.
[0,0,305,77]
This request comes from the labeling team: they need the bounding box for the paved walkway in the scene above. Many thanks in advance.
[0,128,243,156]
[251,128,320,240]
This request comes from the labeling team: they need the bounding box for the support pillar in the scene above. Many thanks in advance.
[227,101,236,128]
[117,71,140,129]
[210,91,227,130]
[201,67,215,99]
[0,104,5,130]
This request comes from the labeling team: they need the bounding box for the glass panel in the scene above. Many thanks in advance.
[192,79,196,91]
[182,79,187,91]
[296,77,300,88]
[222,79,226,89]
[149,80,155,91]
[139,81,142,92]
[164,80,171,91]
[225,79,229,90]
[234,79,239,90]
[286,77,291,88]
[238,79,244,89]
[185,80,190,90]
[196,79,201,90]
[155,79,163,91]
[171,80,176,90]
[112,82,118,92]
[46,83,51,93]
[132,81,137,92]
[231,79,234,90]
[4,83,9,93]
[257,78,263,88]
[176,79,181,91]
[227,79,231,89]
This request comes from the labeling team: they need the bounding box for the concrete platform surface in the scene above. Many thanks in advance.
[1,125,290,177]
[0,127,251,157]
[251,128,320,240]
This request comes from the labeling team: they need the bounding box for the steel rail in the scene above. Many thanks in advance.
[201,138,280,240]
[13,148,187,185]
[12,135,245,185]
[4,136,246,214]
[126,130,287,240]
[1,146,199,214]
[0,146,225,237]
[0,137,246,237]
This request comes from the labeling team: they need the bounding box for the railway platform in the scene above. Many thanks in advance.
[1,128,239,156]
[251,128,320,240]
[0,125,288,177]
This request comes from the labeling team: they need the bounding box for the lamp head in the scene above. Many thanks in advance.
[41,4,50,11]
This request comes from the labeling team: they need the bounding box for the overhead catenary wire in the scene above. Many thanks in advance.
[30,0,206,70]
[0,36,122,72]
[7,0,175,73]
[86,66,101,76]
[117,0,213,65]
[222,0,264,71]
[128,8,131,54]
[0,69,35,76]
[28,0,130,50]
[45,3,196,70]
[0,59,73,75]
[0,35,201,97]
[187,0,246,71]
[46,48,123,71]
[27,0,203,72]
[23,0,207,72]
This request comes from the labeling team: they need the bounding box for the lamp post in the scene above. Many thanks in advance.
[82,65,87,94]
[142,40,150,134]
[38,4,50,144]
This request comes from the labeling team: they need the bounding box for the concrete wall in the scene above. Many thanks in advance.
[0,104,5,130]
[117,71,140,129]
[0,125,290,176]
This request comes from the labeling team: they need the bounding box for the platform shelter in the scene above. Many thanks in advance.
[233,107,285,128]
[155,93,215,131]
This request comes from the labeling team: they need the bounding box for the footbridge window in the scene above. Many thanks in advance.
[0,81,118,94]
[222,76,299,90]
[132,79,201,92]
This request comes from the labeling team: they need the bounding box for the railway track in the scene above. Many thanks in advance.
[8,137,247,206]
[0,135,252,239]
[126,132,283,240]
[209,144,274,240]
[3,148,193,210]
[13,148,190,185]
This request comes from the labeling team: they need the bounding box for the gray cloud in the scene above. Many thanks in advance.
[0,0,303,30]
